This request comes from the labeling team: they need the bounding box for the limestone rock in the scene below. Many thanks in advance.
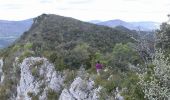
[16,57,64,100]
[0,58,4,83]
[59,77,101,100]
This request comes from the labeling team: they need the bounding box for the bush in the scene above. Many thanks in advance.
[64,69,76,87]
[0,85,8,100]
[27,92,34,97]
[121,72,144,100]
[109,43,141,71]
[24,42,33,50]
[94,69,117,94]
[19,50,34,62]
[47,89,59,100]
[139,50,170,100]
[11,45,21,52]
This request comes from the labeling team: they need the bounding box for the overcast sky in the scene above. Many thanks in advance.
[0,0,169,22]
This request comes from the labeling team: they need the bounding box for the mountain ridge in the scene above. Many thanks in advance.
[90,19,160,31]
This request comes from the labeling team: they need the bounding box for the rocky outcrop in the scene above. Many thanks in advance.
[115,87,124,100]
[15,57,124,100]
[59,77,101,100]
[16,57,64,100]
[0,58,4,83]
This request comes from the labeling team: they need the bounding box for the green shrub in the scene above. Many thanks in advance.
[103,80,115,93]
[19,50,34,62]
[121,72,144,100]
[31,67,39,78]
[33,60,44,67]
[0,85,8,100]
[11,45,21,52]
[109,43,141,71]
[31,95,39,100]
[47,89,59,100]
[27,91,38,100]
[27,92,34,97]
[48,52,67,71]
[24,42,33,50]
[64,69,76,87]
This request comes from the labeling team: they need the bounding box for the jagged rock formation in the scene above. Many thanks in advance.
[16,57,64,100]
[0,58,4,83]
[16,57,104,100]
[59,77,101,100]
[0,56,125,100]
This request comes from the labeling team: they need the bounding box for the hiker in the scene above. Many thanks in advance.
[95,61,103,75]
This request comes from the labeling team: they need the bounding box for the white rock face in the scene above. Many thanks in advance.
[59,77,101,100]
[16,57,64,100]
[115,87,124,100]
[0,58,4,83]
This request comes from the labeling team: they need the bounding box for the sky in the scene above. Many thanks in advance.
[0,0,169,22]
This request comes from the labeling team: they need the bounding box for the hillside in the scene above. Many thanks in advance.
[16,14,135,53]
[0,19,33,48]
[0,14,142,99]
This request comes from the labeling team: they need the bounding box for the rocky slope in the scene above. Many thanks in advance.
[0,56,124,100]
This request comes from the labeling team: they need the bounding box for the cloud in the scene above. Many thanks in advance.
[40,0,53,3]
[68,0,93,4]
[0,0,169,22]
[0,4,22,10]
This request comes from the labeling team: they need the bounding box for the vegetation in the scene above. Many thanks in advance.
[139,50,170,100]
[93,67,144,100]
[108,43,141,71]
[63,69,76,87]
[47,89,59,100]
[0,14,132,99]
[2,14,169,99]
[138,17,170,99]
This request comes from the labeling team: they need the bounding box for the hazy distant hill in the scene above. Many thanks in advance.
[0,19,33,48]
[0,19,33,37]
[90,19,160,31]
[129,21,160,31]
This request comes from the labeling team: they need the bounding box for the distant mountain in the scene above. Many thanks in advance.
[94,19,160,31]
[0,19,33,48]
[129,21,160,31]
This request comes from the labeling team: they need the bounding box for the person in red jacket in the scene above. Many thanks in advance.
[95,61,103,75]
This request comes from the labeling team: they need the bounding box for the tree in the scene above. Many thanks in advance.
[139,16,170,99]
[109,43,141,71]
[66,43,90,68]
[156,15,170,53]
[138,50,170,100]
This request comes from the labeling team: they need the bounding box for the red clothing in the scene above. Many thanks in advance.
[95,63,103,69]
